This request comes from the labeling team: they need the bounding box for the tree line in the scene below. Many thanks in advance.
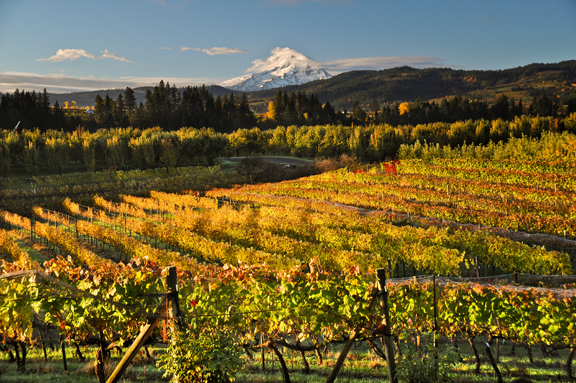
[0,112,573,179]
[0,88,68,132]
[0,127,227,178]
[93,81,257,132]
[0,82,258,133]
[366,92,575,127]
[4,80,576,134]
[228,113,576,161]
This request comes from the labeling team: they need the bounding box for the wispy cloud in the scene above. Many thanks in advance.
[99,49,133,62]
[37,48,134,63]
[180,46,250,55]
[203,47,250,55]
[247,47,320,72]
[0,71,217,94]
[322,56,449,73]
[241,48,451,75]
[37,49,95,62]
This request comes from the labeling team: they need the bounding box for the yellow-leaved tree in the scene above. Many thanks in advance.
[399,102,411,115]
[267,101,276,120]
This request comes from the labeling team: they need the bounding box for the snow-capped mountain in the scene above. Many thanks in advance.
[219,47,332,92]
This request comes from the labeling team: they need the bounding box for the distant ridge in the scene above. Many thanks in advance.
[245,60,576,109]
[43,60,576,110]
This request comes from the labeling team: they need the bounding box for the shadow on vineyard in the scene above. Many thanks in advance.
[234,156,318,183]
[0,131,575,383]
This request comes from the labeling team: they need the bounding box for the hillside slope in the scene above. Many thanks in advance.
[45,61,576,110]
[246,61,576,109]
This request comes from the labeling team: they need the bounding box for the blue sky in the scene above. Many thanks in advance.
[0,0,575,93]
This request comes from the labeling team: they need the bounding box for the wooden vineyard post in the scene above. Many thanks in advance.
[485,342,504,383]
[95,332,107,383]
[567,347,575,383]
[475,257,480,278]
[261,334,266,371]
[377,268,397,383]
[60,335,68,372]
[433,274,438,357]
[107,266,179,383]
[325,328,358,383]
[165,267,182,332]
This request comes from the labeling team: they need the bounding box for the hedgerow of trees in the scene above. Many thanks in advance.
[0,112,574,179]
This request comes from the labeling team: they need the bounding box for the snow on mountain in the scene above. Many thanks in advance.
[219,47,332,92]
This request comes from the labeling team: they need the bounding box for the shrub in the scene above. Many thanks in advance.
[157,325,243,383]
[396,332,458,383]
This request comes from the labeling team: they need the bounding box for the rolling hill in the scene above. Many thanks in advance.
[245,60,576,110]
[47,60,576,111]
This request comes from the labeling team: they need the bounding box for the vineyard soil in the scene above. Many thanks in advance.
[0,339,572,383]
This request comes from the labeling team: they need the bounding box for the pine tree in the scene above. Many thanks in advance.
[115,94,127,127]
[273,90,284,122]
[371,98,380,113]
[124,87,136,119]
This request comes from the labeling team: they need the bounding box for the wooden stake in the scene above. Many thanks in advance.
[60,336,68,372]
[261,334,266,371]
[325,328,358,383]
[377,268,397,383]
[95,332,106,383]
[106,267,177,383]
[485,342,503,383]
[433,275,438,357]
[567,347,575,383]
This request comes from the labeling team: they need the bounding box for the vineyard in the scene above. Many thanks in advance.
[0,156,575,382]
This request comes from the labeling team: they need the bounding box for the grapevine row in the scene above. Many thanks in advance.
[105,192,570,275]
[34,205,199,273]
[65,198,303,271]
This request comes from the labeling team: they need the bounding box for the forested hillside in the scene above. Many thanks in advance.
[247,60,576,109]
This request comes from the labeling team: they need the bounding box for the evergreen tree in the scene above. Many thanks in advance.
[273,90,284,122]
[115,94,128,127]
[491,94,510,120]
[238,93,256,129]
[124,87,137,119]
[530,92,553,116]
[370,98,380,113]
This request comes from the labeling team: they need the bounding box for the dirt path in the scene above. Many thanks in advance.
[226,156,314,165]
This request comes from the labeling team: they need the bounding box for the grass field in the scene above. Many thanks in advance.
[0,337,572,383]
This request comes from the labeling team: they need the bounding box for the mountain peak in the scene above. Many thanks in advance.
[219,47,332,92]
